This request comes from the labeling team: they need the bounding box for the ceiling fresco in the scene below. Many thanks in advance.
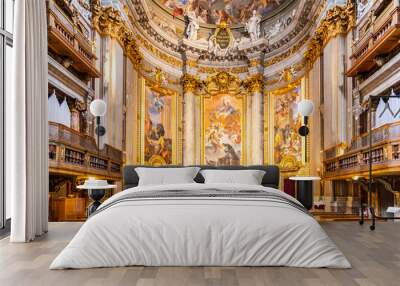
[155,0,292,25]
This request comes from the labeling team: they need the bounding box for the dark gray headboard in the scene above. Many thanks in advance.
[123,165,280,190]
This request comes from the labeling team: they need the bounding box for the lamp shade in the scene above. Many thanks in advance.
[90,99,107,117]
[298,99,314,116]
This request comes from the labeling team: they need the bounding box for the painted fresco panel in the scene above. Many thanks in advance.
[144,86,173,165]
[203,94,243,165]
[274,86,302,165]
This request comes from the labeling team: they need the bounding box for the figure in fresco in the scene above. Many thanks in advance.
[144,89,173,165]
[245,10,261,41]
[159,0,288,25]
[204,94,242,166]
[274,87,302,165]
[185,9,200,40]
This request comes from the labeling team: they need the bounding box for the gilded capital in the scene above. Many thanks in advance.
[92,3,142,67]
[243,74,264,93]
[304,1,355,67]
[181,74,201,93]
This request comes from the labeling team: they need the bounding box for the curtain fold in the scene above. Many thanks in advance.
[7,0,48,242]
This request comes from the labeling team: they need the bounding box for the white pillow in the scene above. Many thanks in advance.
[135,167,201,186]
[200,169,265,185]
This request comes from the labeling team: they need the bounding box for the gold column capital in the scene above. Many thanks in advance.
[304,1,355,67]
[92,3,142,67]
[243,74,264,93]
[181,74,201,93]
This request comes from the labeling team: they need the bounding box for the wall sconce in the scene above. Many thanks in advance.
[289,99,319,211]
[298,99,314,137]
[90,99,107,152]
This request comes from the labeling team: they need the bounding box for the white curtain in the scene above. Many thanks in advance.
[48,91,59,123]
[6,0,48,242]
[59,98,72,127]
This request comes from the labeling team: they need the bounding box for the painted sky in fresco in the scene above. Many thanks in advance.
[156,0,290,25]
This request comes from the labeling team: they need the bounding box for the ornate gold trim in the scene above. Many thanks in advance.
[304,1,355,67]
[264,36,309,68]
[200,72,247,165]
[138,78,182,165]
[243,74,264,93]
[203,71,241,96]
[92,1,142,67]
[268,78,302,96]
[266,80,306,172]
[197,66,248,74]
[136,34,182,68]
[181,74,202,93]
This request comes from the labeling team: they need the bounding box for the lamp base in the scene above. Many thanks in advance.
[87,189,105,216]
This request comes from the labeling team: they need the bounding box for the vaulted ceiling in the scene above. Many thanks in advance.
[153,0,294,26]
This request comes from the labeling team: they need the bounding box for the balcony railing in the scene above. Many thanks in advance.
[323,122,400,179]
[48,122,122,179]
[47,0,101,77]
[347,1,400,76]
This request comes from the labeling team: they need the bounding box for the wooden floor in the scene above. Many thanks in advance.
[0,222,399,286]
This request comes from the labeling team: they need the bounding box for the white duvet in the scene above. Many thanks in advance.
[50,183,351,269]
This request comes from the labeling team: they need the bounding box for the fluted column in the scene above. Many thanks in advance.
[182,74,200,165]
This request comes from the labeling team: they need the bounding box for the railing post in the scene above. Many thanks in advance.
[60,145,65,162]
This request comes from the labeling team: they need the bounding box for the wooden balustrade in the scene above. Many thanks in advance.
[323,122,400,179]
[347,1,400,76]
[48,122,122,180]
[47,0,100,77]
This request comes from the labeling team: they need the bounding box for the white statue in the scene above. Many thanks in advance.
[185,10,200,41]
[267,19,283,39]
[245,10,261,41]
[357,0,372,19]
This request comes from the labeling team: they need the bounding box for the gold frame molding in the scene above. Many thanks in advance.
[137,78,182,165]
[264,79,305,172]
[200,72,247,165]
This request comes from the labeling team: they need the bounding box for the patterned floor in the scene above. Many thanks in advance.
[0,221,399,286]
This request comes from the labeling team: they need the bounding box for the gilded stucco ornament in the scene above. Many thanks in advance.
[243,74,264,93]
[204,72,241,95]
[91,1,142,67]
[181,74,202,93]
[304,1,356,67]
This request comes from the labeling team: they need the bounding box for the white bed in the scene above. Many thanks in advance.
[50,183,351,269]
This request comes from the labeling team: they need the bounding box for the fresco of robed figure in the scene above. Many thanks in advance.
[204,94,242,166]
[144,87,173,165]
[274,85,302,165]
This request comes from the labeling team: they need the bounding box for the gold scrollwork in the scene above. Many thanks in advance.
[136,34,183,68]
[243,74,264,93]
[91,1,142,67]
[203,71,241,96]
[197,66,248,74]
[181,74,202,93]
[304,1,355,67]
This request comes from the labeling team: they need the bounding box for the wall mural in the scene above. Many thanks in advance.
[273,85,302,167]
[141,83,181,165]
[203,93,244,165]
[157,0,290,25]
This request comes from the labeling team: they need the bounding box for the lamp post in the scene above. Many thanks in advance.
[77,99,110,216]
[358,89,400,230]
[290,99,320,210]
